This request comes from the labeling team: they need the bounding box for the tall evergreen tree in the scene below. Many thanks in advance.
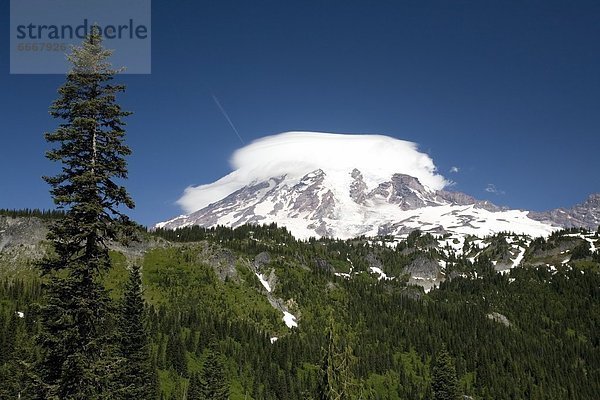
[36,27,135,399]
[116,265,157,399]
[166,327,188,377]
[200,343,229,400]
[318,324,337,400]
[187,373,203,400]
[432,347,460,400]
[317,318,354,400]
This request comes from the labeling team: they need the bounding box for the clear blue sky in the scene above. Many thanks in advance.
[1,0,599,226]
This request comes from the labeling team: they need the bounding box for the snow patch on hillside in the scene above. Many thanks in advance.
[511,246,527,268]
[370,266,393,281]
[282,311,298,328]
[256,272,272,292]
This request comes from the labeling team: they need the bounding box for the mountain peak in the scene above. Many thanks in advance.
[176,132,448,214]
[159,132,597,239]
[158,165,557,239]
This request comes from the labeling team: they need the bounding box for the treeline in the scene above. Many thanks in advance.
[154,223,298,247]
[0,208,65,220]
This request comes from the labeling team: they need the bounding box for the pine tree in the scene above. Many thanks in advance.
[318,325,336,400]
[157,336,167,370]
[36,26,135,399]
[200,342,229,400]
[432,347,460,400]
[187,373,202,400]
[317,318,355,400]
[116,265,157,399]
[150,353,161,400]
[166,327,188,376]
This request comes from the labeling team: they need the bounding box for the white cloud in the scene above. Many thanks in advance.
[177,131,449,213]
[485,184,505,195]
[449,166,459,173]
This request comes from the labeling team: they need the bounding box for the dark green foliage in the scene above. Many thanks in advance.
[116,265,157,399]
[318,324,337,400]
[317,318,355,400]
[42,28,134,274]
[0,309,34,399]
[432,347,459,400]
[144,225,600,399]
[0,208,65,220]
[571,241,592,260]
[36,266,119,399]
[153,223,297,250]
[166,327,188,376]
[406,229,422,247]
[200,343,229,400]
[187,373,202,400]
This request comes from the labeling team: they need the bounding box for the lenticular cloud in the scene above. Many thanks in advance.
[177,132,449,213]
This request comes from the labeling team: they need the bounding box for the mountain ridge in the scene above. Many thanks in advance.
[157,132,599,239]
[157,168,600,239]
[529,193,600,230]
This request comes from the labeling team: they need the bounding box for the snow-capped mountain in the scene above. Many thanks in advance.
[154,131,600,240]
[156,168,557,239]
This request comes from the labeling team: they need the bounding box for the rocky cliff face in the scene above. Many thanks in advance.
[0,216,49,274]
[529,194,600,230]
[0,215,48,252]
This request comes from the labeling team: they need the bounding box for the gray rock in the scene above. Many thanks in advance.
[0,216,49,273]
[487,312,512,327]
[349,168,368,204]
[0,215,48,252]
[197,242,238,281]
[529,193,600,230]
[405,256,440,280]
[365,253,383,272]
[254,251,271,268]
[435,190,503,212]
[314,258,334,273]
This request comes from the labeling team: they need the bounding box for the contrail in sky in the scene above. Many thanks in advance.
[212,94,245,144]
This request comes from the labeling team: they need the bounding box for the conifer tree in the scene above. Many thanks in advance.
[432,347,460,400]
[36,26,135,399]
[116,265,157,399]
[166,327,188,376]
[150,353,161,399]
[157,336,167,370]
[317,318,354,400]
[187,373,202,400]
[318,324,336,400]
[200,342,229,400]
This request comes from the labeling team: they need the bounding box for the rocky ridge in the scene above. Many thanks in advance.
[157,168,599,240]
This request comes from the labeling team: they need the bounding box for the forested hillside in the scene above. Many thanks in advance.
[1,218,599,399]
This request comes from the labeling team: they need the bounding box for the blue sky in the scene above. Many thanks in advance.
[1,0,599,226]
